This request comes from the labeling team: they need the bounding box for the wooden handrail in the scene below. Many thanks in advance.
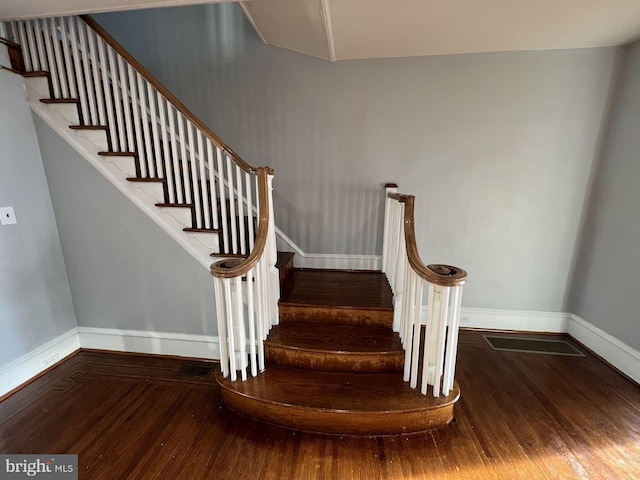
[80,15,273,175]
[389,192,467,287]
[211,168,270,278]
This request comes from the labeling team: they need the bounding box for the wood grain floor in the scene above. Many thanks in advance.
[1,331,639,479]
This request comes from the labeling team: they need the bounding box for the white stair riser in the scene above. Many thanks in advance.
[185,231,220,251]
[157,207,193,227]
[47,103,79,125]
[74,129,109,152]
[24,76,49,97]
[105,155,137,177]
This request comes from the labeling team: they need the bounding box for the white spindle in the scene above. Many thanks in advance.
[226,154,238,253]
[16,22,31,71]
[167,106,182,202]
[246,172,255,251]
[68,18,90,124]
[197,131,211,229]
[255,257,266,371]
[97,38,116,147]
[207,140,220,230]
[443,286,463,395]
[223,278,236,381]
[106,46,124,151]
[247,268,257,377]
[236,165,246,254]
[432,286,450,397]
[147,85,163,179]
[178,114,191,202]
[409,275,423,389]
[421,283,436,395]
[47,18,66,98]
[137,73,154,177]
[214,277,229,378]
[158,94,174,203]
[187,120,202,227]
[127,64,146,177]
[233,276,247,381]
[216,147,230,252]
[33,20,48,77]
[87,29,106,125]
[78,21,98,125]
[59,18,77,99]
[402,266,415,382]
[117,56,134,153]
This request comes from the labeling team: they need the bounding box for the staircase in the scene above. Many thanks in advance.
[1,15,467,437]
[217,255,460,435]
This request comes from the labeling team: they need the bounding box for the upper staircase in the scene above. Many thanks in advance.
[2,15,467,437]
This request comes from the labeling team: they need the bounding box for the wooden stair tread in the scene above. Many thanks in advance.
[276,251,295,270]
[98,151,137,157]
[280,269,393,310]
[216,366,458,435]
[266,324,402,354]
[40,98,79,104]
[69,125,107,130]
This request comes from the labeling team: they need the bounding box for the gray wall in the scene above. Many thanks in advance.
[0,69,77,366]
[33,117,217,336]
[95,5,621,313]
[569,41,640,351]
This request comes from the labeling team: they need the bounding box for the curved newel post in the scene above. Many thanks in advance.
[381,183,467,397]
[211,168,279,382]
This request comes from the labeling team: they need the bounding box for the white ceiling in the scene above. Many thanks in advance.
[0,0,233,21]
[2,0,640,61]
[241,0,640,61]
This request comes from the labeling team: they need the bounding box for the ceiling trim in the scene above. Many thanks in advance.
[239,1,267,44]
[320,0,336,62]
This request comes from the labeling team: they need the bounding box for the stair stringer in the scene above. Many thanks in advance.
[25,77,219,270]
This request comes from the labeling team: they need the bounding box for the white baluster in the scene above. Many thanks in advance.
[197,131,211,229]
[78,21,97,125]
[236,165,246,254]
[233,276,247,381]
[207,140,220,230]
[147,84,163,179]
[68,18,90,124]
[254,257,265,371]
[223,278,236,381]
[117,55,134,153]
[246,172,254,251]
[432,286,450,397]
[216,147,230,252]
[247,268,257,377]
[226,154,238,253]
[158,94,174,203]
[410,274,424,389]
[59,18,77,98]
[421,283,436,395]
[213,277,229,378]
[47,18,67,98]
[127,64,146,176]
[17,22,31,71]
[24,21,40,71]
[177,114,190,202]
[137,73,154,177]
[32,20,48,78]
[87,29,106,125]
[167,106,182,202]
[97,37,116,147]
[106,45,124,152]
[443,285,463,395]
[187,120,202,227]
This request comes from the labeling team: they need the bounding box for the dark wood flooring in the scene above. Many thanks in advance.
[2,331,640,479]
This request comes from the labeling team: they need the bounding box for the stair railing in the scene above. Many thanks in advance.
[2,16,279,380]
[382,184,467,397]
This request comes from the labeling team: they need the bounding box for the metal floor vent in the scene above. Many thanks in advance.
[178,364,213,377]
[483,335,585,356]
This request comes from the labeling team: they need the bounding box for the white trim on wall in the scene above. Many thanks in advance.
[458,307,570,332]
[76,327,220,360]
[568,314,640,384]
[0,328,79,397]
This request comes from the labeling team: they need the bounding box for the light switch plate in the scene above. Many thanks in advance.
[0,206,17,225]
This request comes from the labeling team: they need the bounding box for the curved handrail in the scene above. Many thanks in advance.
[389,192,467,287]
[81,15,272,175]
[211,167,270,278]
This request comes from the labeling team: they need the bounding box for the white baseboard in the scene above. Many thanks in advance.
[458,307,570,333]
[568,314,640,384]
[0,328,79,397]
[77,327,220,361]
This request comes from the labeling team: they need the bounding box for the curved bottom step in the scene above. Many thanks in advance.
[216,366,460,436]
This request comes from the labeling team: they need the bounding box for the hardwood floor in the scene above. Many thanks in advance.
[2,331,640,479]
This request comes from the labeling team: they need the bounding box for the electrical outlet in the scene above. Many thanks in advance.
[0,206,17,225]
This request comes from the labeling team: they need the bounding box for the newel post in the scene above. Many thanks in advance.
[382,183,398,275]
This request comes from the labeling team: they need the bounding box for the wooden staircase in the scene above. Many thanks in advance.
[216,253,460,436]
